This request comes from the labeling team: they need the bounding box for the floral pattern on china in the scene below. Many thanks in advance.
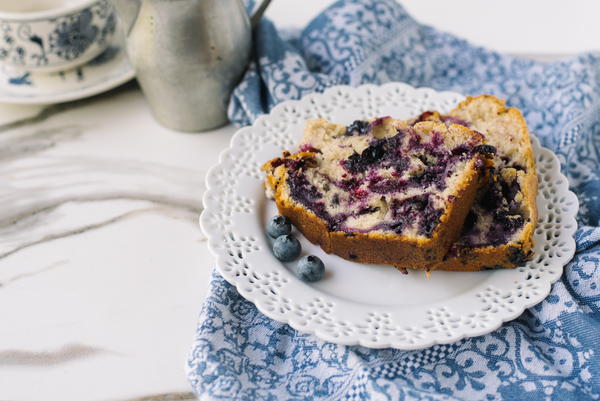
[0,0,116,72]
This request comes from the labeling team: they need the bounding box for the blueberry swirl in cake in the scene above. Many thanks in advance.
[263,116,495,270]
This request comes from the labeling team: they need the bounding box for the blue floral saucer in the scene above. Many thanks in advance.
[0,29,134,104]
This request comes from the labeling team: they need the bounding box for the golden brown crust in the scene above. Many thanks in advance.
[427,244,528,272]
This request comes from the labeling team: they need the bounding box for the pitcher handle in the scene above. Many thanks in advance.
[250,0,272,29]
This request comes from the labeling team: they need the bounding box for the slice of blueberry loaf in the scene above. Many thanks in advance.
[413,95,538,271]
[262,117,495,270]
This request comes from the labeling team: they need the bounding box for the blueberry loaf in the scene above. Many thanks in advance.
[413,95,538,271]
[262,117,495,269]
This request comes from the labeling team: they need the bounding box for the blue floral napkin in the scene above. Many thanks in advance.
[188,1,600,399]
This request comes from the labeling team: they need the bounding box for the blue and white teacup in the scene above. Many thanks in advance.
[0,0,116,72]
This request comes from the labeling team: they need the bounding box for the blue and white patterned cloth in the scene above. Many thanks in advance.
[188,1,600,399]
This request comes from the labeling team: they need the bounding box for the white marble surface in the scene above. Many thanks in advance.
[0,84,235,401]
[0,1,598,401]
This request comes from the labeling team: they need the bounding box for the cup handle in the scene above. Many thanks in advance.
[250,0,272,28]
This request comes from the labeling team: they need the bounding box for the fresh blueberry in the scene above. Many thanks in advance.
[295,255,325,282]
[267,215,292,238]
[273,234,301,262]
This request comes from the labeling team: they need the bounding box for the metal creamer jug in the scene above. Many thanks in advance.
[112,0,270,131]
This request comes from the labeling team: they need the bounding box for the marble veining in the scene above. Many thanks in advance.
[0,82,137,134]
[0,86,228,401]
[0,343,116,366]
[0,118,206,260]
[0,124,84,160]
[0,260,67,287]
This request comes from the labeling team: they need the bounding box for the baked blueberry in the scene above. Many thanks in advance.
[343,141,386,172]
[362,142,385,163]
[474,144,497,155]
[267,215,292,238]
[295,255,325,282]
[346,120,370,136]
[273,234,301,262]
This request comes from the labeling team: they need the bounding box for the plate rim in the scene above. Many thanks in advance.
[201,82,579,349]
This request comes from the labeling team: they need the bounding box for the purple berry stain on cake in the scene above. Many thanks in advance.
[458,170,526,247]
[442,115,470,127]
[284,121,489,238]
[299,144,321,153]
[287,170,330,221]
[386,194,443,236]
[367,176,407,194]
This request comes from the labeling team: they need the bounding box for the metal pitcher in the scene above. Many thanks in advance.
[112,0,271,132]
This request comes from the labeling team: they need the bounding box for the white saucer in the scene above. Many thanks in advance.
[0,31,134,105]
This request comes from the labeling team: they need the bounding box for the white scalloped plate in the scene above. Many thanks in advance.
[201,82,578,349]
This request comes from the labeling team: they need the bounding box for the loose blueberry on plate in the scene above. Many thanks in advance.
[273,234,301,262]
[267,215,292,238]
[295,255,325,282]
